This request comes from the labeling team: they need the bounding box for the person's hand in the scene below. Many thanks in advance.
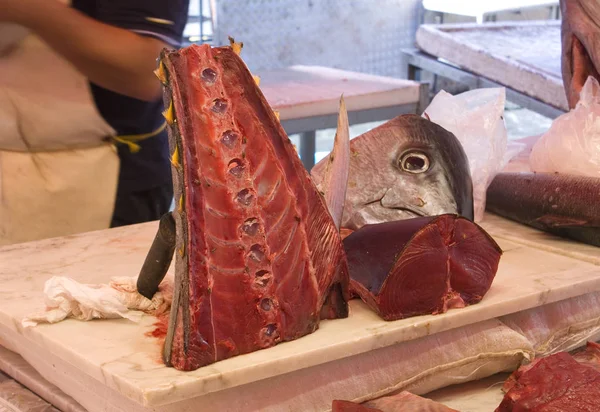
[0,0,22,22]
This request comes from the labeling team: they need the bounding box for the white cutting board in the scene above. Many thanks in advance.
[0,215,599,411]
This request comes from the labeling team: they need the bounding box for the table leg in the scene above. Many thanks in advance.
[407,64,420,81]
[299,131,316,171]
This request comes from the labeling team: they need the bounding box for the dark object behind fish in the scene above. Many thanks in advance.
[343,214,502,321]
[486,172,600,247]
[560,0,600,108]
[496,341,600,412]
[311,114,474,230]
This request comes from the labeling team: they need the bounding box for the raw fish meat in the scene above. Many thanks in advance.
[157,42,349,371]
[343,214,502,321]
[497,341,600,411]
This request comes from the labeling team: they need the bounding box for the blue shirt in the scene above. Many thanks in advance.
[71,0,189,193]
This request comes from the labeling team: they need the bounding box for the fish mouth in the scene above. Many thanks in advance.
[362,198,425,218]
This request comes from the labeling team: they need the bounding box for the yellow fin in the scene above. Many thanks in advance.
[178,246,185,257]
[253,75,261,86]
[178,195,184,213]
[170,145,180,167]
[273,110,280,121]
[154,61,167,84]
[163,100,174,125]
[228,36,243,55]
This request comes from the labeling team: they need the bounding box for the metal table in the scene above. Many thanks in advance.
[402,48,565,120]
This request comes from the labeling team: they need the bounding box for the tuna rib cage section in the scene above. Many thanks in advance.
[159,44,349,371]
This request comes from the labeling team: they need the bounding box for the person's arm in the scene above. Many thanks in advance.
[1,0,169,101]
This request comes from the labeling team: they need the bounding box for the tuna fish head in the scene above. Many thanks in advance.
[312,114,474,231]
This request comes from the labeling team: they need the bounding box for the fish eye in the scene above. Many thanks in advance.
[399,151,430,174]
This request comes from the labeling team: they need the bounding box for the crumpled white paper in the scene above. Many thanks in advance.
[22,276,172,328]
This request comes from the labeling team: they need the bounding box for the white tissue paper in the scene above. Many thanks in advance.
[22,276,172,328]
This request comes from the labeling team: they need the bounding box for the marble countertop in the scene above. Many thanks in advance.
[0,215,599,408]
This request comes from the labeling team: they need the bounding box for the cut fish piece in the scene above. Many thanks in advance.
[158,43,349,371]
[343,214,502,321]
[497,342,600,411]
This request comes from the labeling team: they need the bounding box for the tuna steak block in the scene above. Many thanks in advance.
[344,214,502,321]
[497,342,600,411]
[158,43,349,371]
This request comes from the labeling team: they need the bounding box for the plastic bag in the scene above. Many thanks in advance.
[500,291,600,357]
[422,88,523,222]
[529,76,600,177]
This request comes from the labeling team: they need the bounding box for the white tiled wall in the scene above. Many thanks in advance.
[213,0,422,77]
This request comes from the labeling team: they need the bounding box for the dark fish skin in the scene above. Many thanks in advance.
[486,172,600,247]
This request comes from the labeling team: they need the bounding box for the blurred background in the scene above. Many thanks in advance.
[183,0,559,162]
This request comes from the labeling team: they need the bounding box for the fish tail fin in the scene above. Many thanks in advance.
[313,95,350,230]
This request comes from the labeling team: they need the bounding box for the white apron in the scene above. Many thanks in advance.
[0,11,119,246]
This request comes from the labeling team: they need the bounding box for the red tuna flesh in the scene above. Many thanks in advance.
[502,341,600,394]
[158,44,349,371]
[333,392,458,412]
[332,400,383,412]
[497,342,600,411]
[343,214,502,321]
